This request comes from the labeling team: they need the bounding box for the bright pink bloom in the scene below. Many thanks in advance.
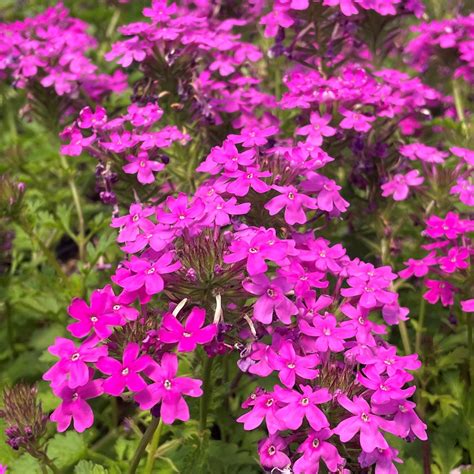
[400,143,448,163]
[159,307,217,352]
[381,170,424,201]
[275,385,331,431]
[50,379,103,432]
[341,276,396,308]
[423,280,455,306]
[206,196,251,226]
[123,151,164,184]
[296,112,336,146]
[156,194,205,228]
[228,125,279,148]
[43,337,107,389]
[258,434,291,470]
[237,389,283,434]
[461,299,474,312]
[399,252,437,278]
[135,353,202,424]
[339,109,375,132]
[438,247,470,273]
[265,185,317,224]
[77,106,107,129]
[96,343,152,396]
[243,273,298,324]
[302,174,349,214]
[118,253,181,295]
[333,395,394,453]
[111,203,155,243]
[424,212,468,239]
[226,167,272,196]
[67,289,122,339]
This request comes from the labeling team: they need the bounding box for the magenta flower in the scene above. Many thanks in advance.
[228,125,278,147]
[237,389,283,434]
[265,185,317,225]
[243,273,297,324]
[50,379,103,432]
[293,429,344,474]
[135,353,202,424]
[267,341,319,388]
[424,212,467,239]
[399,252,437,279]
[207,196,251,226]
[100,131,137,153]
[60,127,96,156]
[341,276,396,308]
[156,194,205,228]
[67,289,122,339]
[400,143,448,163]
[159,307,217,352]
[333,395,394,453]
[339,108,375,132]
[275,385,331,431]
[43,337,107,389]
[423,280,455,306]
[461,299,474,312]
[111,203,155,243]
[300,238,346,273]
[381,170,424,201]
[296,112,336,146]
[225,167,272,196]
[224,230,288,275]
[302,174,349,214]
[119,253,181,295]
[359,447,402,474]
[77,106,107,129]
[123,151,165,184]
[96,343,152,396]
[258,434,291,470]
[299,314,354,352]
[438,247,469,273]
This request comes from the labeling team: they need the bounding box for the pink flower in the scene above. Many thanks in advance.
[300,238,346,273]
[258,434,291,470]
[123,151,165,184]
[333,395,393,453]
[267,341,319,388]
[341,276,396,308]
[399,252,437,278]
[111,203,155,243]
[359,447,402,474]
[296,113,336,146]
[451,146,474,165]
[224,230,288,275]
[159,307,217,352]
[135,353,202,424]
[423,280,455,306]
[156,194,205,228]
[450,178,474,206]
[67,289,122,339]
[243,273,298,324]
[260,8,294,38]
[424,212,467,239]
[225,167,272,196]
[301,174,349,214]
[299,314,354,352]
[323,0,358,16]
[381,170,424,201]
[461,299,474,312]
[237,389,283,434]
[293,429,344,474]
[118,253,181,295]
[96,343,152,396]
[50,378,103,432]
[265,185,317,225]
[400,143,448,163]
[206,196,251,226]
[438,247,470,273]
[276,385,331,431]
[100,131,137,153]
[228,125,279,147]
[43,337,107,389]
[339,109,375,132]
[60,127,96,156]
[77,106,107,129]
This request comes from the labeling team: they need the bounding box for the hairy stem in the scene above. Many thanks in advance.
[144,418,163,474]
[128,416,161,474]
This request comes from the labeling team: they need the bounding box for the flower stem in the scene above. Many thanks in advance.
[128,416,161,474]
[398,319,412,355]
[59,154,86,262]
[199,356,214,433]
[415,295,426,356]
[452,79,468,137]
[144,418,163,474]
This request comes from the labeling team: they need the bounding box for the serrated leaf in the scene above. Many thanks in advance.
[47,431,87,468]
[74,460,108,474]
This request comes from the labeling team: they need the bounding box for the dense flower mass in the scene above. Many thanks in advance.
[1,0,472,473]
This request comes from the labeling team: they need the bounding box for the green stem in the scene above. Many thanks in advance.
[59,154,86,262]
[144,419,163,474]
[467,310,474,464]
[415,295,426,356]
[17,220,67,280]
[398,319,412,355]
[199,356,214,432]
[128,416,161,474]
[452,79,468,137]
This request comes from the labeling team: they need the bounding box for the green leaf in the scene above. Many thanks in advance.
[47,431,87,468]
[7,454,42,474]
[74,460,108,474]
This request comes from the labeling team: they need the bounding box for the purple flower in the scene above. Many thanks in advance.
[159,307,217,352]
[43,337,107,389]
[50,379,103,432]
[258,434,291,470]
[123,151,165,184]
[228,125,279,147]
[97,343,152,396]
[156,194,205,228]
[243,273,298,324]
[135,353,202,424]
[296,112,336,146]
[381,170,424,201]
[339,109,375,132]
[225,167,272,196]
[276,385,331,430]
[423,280,455,306]
[237,389,283,434]
[265,185,317,225]
[118,252,181,295]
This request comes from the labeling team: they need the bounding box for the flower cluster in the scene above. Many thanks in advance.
[406,14,474,84]
[0,4,126,122]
